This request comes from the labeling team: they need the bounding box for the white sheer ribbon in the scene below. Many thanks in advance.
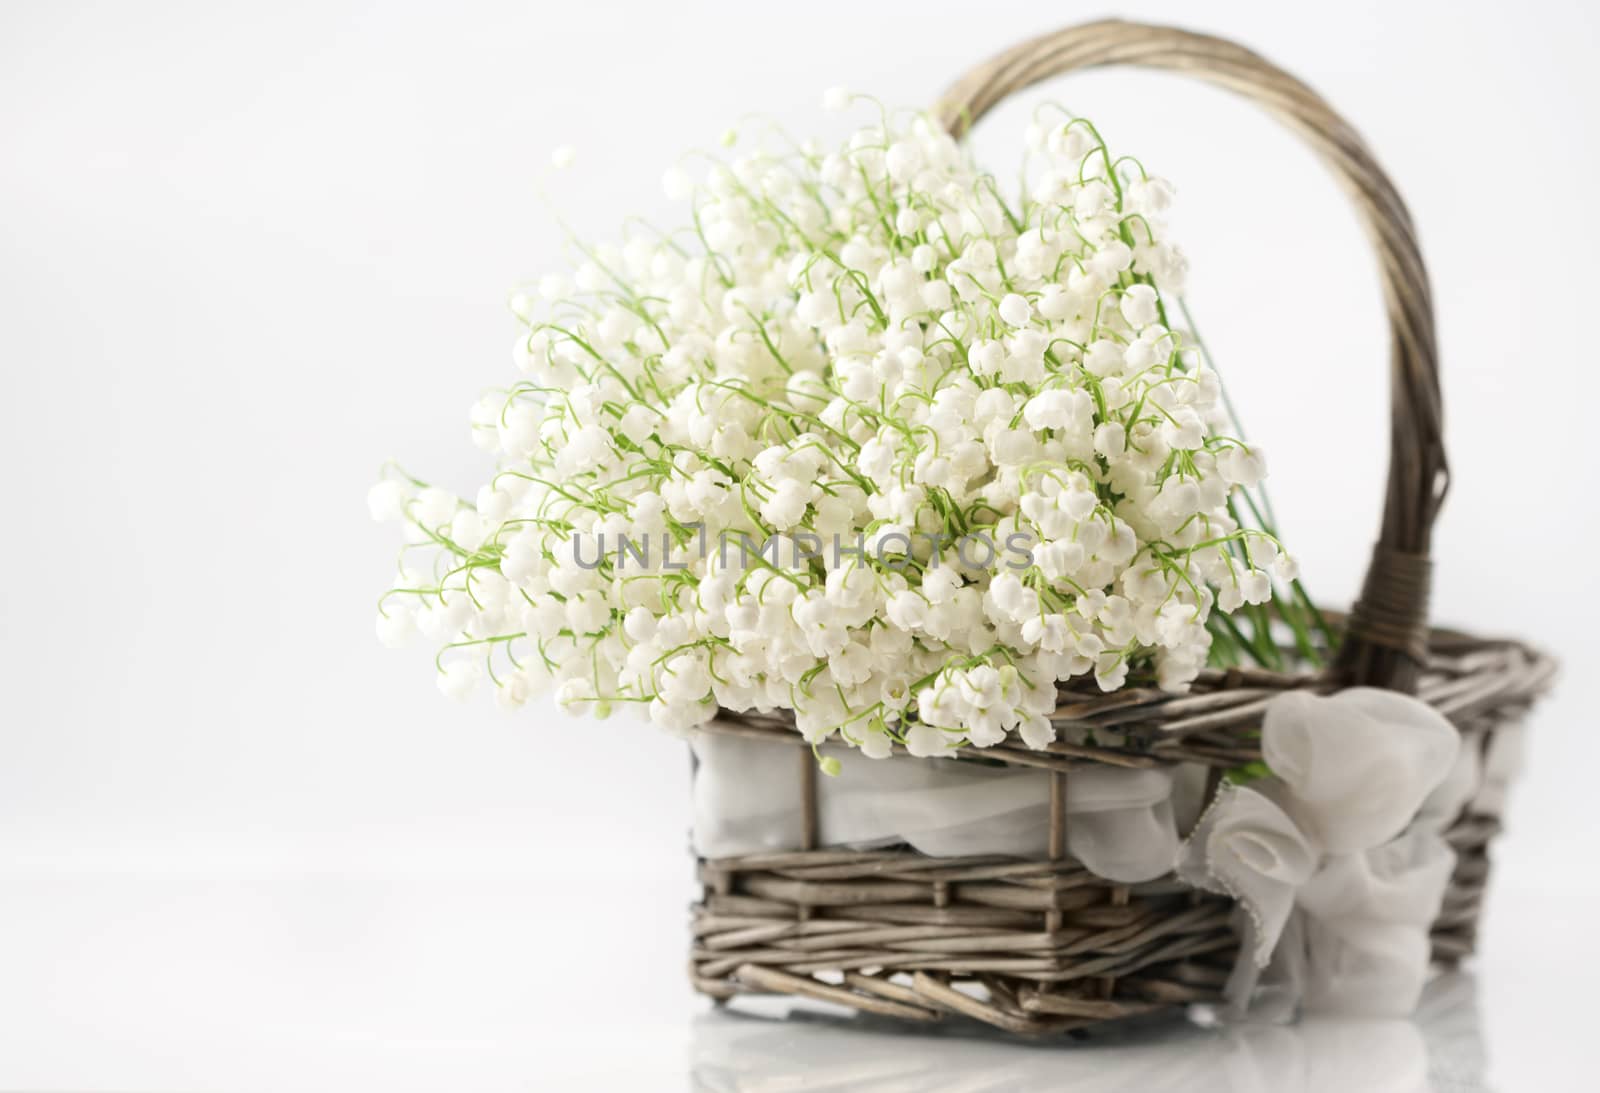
[1177,688,1467,1017]
[691,730,1187,883]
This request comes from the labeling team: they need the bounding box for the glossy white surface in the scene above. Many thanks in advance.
[0,856,1593,1091]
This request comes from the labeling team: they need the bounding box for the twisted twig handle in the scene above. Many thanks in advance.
[936,19,1448,691]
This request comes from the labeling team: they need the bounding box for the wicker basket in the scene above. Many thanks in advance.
[687,20,1556,1035]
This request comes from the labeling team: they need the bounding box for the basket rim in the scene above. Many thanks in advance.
[704,620,1556,773]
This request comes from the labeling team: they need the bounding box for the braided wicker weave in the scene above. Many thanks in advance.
[688,20,1556,1034]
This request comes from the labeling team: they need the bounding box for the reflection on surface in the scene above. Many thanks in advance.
[691,971,1485,1092]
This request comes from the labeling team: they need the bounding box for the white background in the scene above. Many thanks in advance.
[2,0,1597,1088]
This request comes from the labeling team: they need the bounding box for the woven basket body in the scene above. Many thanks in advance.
[687,20,1556,1035]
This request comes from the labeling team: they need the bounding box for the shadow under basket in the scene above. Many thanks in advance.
[684,20,1558,1036]
[690,626,1554,1036]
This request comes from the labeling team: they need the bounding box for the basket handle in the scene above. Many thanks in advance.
[936,19,1447,691]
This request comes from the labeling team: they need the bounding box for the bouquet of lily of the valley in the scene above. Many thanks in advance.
[370,96,1318,764]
